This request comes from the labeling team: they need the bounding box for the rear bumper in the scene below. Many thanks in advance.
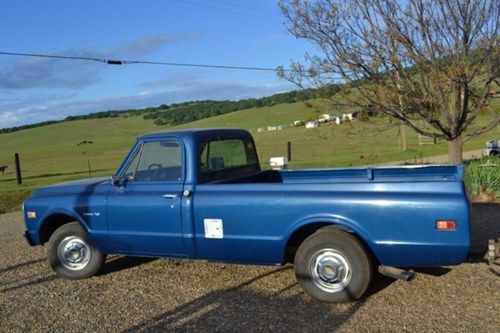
[23,231,36,246]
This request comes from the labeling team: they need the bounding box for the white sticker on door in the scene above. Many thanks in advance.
[204,219,223,239]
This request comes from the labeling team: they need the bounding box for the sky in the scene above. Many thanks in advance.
[0,0,315,128]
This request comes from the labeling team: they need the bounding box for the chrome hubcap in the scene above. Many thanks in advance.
[309,249,351,292]
[57,236,91,270]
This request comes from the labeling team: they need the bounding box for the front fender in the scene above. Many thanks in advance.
[23,208,90,246]
[39,208,89,231]
[37,208,109,252]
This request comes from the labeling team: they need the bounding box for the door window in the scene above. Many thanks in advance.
[123,140,182,182]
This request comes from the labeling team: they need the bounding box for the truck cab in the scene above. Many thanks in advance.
[106,129,261,258]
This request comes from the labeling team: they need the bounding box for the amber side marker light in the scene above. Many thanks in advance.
[436,220,456,230]
[27,211,37,219]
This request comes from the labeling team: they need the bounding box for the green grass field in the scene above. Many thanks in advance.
[175,100,322,129]
[0,99,498,212]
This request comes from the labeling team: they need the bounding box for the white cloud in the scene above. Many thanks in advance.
[0,33,196,90]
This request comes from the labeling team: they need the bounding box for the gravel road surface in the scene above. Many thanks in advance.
[1,204,499,332]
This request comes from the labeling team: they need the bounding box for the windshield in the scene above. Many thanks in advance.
[121,140,183,182]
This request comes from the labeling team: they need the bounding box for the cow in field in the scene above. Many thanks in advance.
[0,165,7,175]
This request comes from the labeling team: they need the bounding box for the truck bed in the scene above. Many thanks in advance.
[197,164,470,267]
[222,164,465,184]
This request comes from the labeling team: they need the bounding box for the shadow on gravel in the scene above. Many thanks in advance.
[412,267,452,276]
[100,256,157,276]
[1,274,58,293]
[0,258,46,274]
[470,203,500,257]
[366,273,396,295]
[123,267,393,332]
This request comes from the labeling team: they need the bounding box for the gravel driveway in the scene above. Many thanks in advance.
[1,204,499,332]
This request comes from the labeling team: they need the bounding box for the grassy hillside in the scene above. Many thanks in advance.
[0,99,498,212]
[175,101,319,130]
[0,116,163,189]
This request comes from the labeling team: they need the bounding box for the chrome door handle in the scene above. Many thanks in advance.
[162,194,178,199]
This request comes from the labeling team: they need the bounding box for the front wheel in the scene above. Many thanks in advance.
[294,227,372,303]
[47,222,106,279]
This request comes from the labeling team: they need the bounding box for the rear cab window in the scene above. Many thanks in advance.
[199,137,259,183]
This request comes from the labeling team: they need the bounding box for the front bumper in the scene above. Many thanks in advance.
[23,231,36,246]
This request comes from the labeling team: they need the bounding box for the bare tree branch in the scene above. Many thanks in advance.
[278,0,500,162]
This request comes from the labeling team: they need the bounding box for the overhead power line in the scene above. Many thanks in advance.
[210,0,275,15]
[172,0,280,23]
[0,51,282,72]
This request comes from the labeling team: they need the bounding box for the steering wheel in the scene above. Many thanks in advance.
[147,163,162,180]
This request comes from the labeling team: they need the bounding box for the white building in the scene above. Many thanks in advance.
[305,121,319,129]
[293,120,304,126]
[342,113,353,121]
[321,113,336,121]
[267,125,277,131]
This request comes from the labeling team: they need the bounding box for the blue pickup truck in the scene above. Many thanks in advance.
[23,129,470,302]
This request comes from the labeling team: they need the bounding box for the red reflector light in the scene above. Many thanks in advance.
[436,220,456,230]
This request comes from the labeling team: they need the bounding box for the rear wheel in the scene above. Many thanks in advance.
[47,222,106,279]
[294,227,372,303]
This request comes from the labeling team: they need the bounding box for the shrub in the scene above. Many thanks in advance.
[464,156,500,201]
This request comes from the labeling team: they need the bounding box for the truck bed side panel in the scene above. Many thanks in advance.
[192,181,470,266]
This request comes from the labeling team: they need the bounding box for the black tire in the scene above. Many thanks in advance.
[47,222,106,279]
[294,227,372,303]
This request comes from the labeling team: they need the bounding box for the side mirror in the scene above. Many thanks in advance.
[111,174,126,187]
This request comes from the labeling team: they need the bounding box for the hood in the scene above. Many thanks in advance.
[32,177,110,197]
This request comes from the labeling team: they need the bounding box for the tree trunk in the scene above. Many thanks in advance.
[400,123,407,151]
[448,136,463,164]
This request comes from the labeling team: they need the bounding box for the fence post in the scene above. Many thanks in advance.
[287,141,292,162]
[87,160,92,177]
[14,153,22,185]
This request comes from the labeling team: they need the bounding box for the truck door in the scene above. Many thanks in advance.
[106,138,186,256]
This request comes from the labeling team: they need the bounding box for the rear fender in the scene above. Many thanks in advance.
[284,214,378,261]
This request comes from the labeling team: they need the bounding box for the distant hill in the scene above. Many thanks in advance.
[0,87,328,134]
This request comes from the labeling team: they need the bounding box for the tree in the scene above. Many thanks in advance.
[278,0,499,163]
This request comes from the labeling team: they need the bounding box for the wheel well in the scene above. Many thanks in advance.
[39,213,77,244]
[283,222,376,264]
